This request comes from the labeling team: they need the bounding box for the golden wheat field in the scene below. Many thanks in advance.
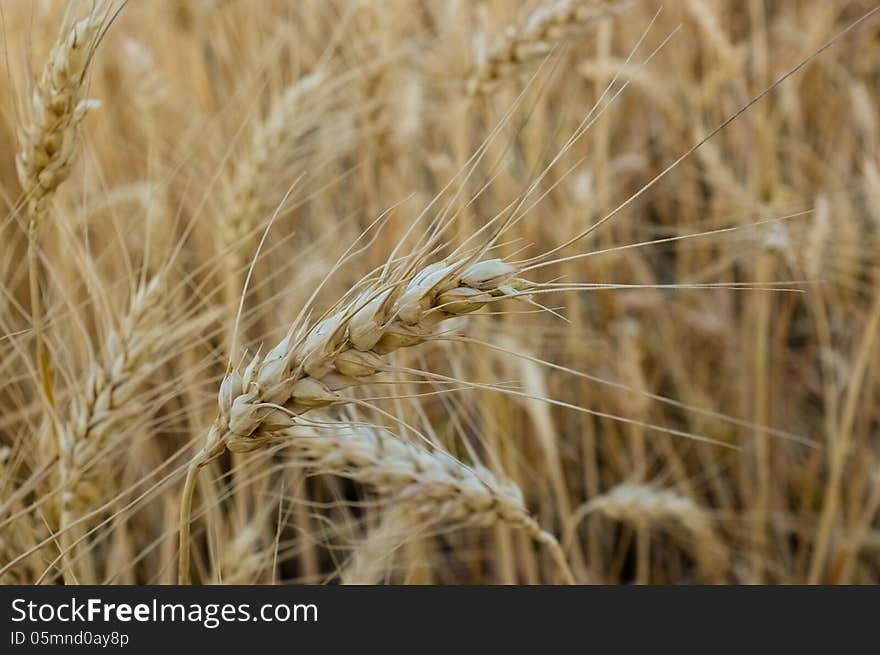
[1,0,879,586]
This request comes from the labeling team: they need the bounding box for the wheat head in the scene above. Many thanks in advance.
[16,14,101,225]
[292,423,573,584]
[569,482,729,582]
[203,255,535,462]
[469,0,634,93]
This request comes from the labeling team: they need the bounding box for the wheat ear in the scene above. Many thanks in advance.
[17,15,101,224]
[220,72,323,276]
[47,275,168,581]
[179,255,538,582]
[288,423,573,584]
[206,256,535,460]
[567,482,728,582]
[18,13,103,507]
[468,0,634,94]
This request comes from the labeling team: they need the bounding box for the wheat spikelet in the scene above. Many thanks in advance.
[569,482,728,582]
[16,14,101,224]
[290,423,573,584]
[468,0,634,93]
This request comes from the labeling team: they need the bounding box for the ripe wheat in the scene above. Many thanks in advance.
[469,0,634,93]
[568,482,728,582]
[16,15,101,225]
[288,423,574,583]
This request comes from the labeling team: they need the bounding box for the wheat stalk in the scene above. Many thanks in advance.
[567,482,728,582]
[0,447,44,584]
[468,0,634,93]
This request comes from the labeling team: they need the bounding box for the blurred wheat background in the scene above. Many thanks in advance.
[1,0,879,585]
